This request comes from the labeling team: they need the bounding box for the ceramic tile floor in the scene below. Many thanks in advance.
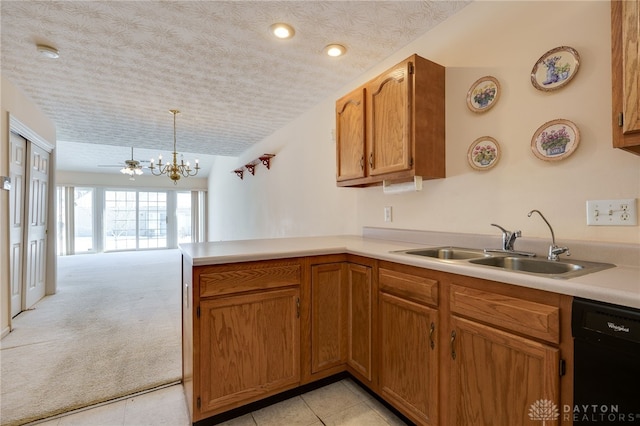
[33,379,409,426]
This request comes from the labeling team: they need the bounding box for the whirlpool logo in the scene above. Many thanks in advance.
[607,321,630,333]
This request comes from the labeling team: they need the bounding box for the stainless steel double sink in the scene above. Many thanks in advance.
[393,246,615,279]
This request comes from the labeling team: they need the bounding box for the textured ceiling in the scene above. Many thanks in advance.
[1,1,470,174]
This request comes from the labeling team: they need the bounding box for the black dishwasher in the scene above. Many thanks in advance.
[572,297,640,425]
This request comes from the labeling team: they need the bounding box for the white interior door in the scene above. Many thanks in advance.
[9,133,26,317]
[24,142,49,309]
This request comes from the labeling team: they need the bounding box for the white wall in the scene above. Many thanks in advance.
[209,1,640,245]
[208,100,359,240]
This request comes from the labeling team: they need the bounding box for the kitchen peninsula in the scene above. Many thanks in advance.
[180,229,639,425]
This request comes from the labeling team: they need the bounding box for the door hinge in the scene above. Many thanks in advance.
[559,359,566,376]
[296,297,300,318]
[408,61,414,75]
[618,112,624,127]
[196,306,200,319]
[197,397,201,409]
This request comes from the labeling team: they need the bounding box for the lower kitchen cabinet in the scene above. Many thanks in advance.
[445,278,570,426]
[448,316,560,426]
[182,259,302,422]
[182,255,572,426]
[346,261,375,385]
[198,288,301,414]
[310,262,348,375]
[379,292,439,424]
[378,265,440,425]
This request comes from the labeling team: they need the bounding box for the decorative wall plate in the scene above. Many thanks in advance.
[531,46,580,92]
[531,119,580,161]
[466,76,500,113]
[468,136,501,170]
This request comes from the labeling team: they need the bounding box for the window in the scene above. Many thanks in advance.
[74,188,94,252]
[177,192,192,244]
[56,186,206,254]
[138,191,167,249]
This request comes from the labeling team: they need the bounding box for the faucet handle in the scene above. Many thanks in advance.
[490,224,520,251]
[549,245,570,261]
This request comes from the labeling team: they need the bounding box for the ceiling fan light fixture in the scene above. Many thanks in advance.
[120,166,143,176]
[324,44,346,57]
[36,44,59,59]
[270,23,295,39]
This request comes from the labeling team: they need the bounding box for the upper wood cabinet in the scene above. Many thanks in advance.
[336,88,366,181]
[336,54,445,187]
[612,0,640,155]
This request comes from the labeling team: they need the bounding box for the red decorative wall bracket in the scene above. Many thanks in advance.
[245,162,257,175]
[259,154,276,169]
[232,154,275,179]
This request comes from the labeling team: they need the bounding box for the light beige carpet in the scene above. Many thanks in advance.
[0,250,182,426]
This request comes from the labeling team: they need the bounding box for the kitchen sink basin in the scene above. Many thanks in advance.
[393,246,615,279]
[468,256,615,278]
[400,247,491,260]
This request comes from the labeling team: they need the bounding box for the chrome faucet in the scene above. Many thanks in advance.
[528,209,570,261]
[491,223,521,251]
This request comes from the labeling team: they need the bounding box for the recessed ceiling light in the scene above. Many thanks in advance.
[36,44,59,59]
[270,23,295,39]
[324,44,346,57]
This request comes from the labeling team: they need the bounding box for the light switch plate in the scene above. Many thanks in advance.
[384,206,392,222]
[586,199,637,226]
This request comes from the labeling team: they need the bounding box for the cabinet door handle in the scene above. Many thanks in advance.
[360,156,364,170]
[450,330,457,360]
[369,152,373,169]
[296,297,300,318]
[429,322,435,350]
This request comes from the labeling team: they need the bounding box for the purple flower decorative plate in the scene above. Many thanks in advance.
[531,119,580,161]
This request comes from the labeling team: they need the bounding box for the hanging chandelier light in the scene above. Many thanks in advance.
[149,110,200,184]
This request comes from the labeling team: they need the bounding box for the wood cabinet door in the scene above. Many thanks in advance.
[198,288,300,415]
[336,87,366,181]
[367,58,412,176]
[311,263,348,373]
[347,263,373,381]
[449,316,560,426]
[612,0,640,153]
[379,292,438,425]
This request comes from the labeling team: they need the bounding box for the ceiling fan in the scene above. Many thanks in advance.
[98,147,149,180]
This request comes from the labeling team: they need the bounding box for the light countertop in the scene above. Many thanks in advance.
[180,233,640,310]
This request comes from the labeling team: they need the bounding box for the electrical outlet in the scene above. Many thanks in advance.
[586,199,637,226]
[384,206,392,222]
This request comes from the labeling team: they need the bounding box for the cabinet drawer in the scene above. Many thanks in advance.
[449,285,559,344]
[199,263,301,297]
[379,268,438,307]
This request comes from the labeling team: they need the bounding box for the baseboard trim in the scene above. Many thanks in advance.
[1,326,10,339]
